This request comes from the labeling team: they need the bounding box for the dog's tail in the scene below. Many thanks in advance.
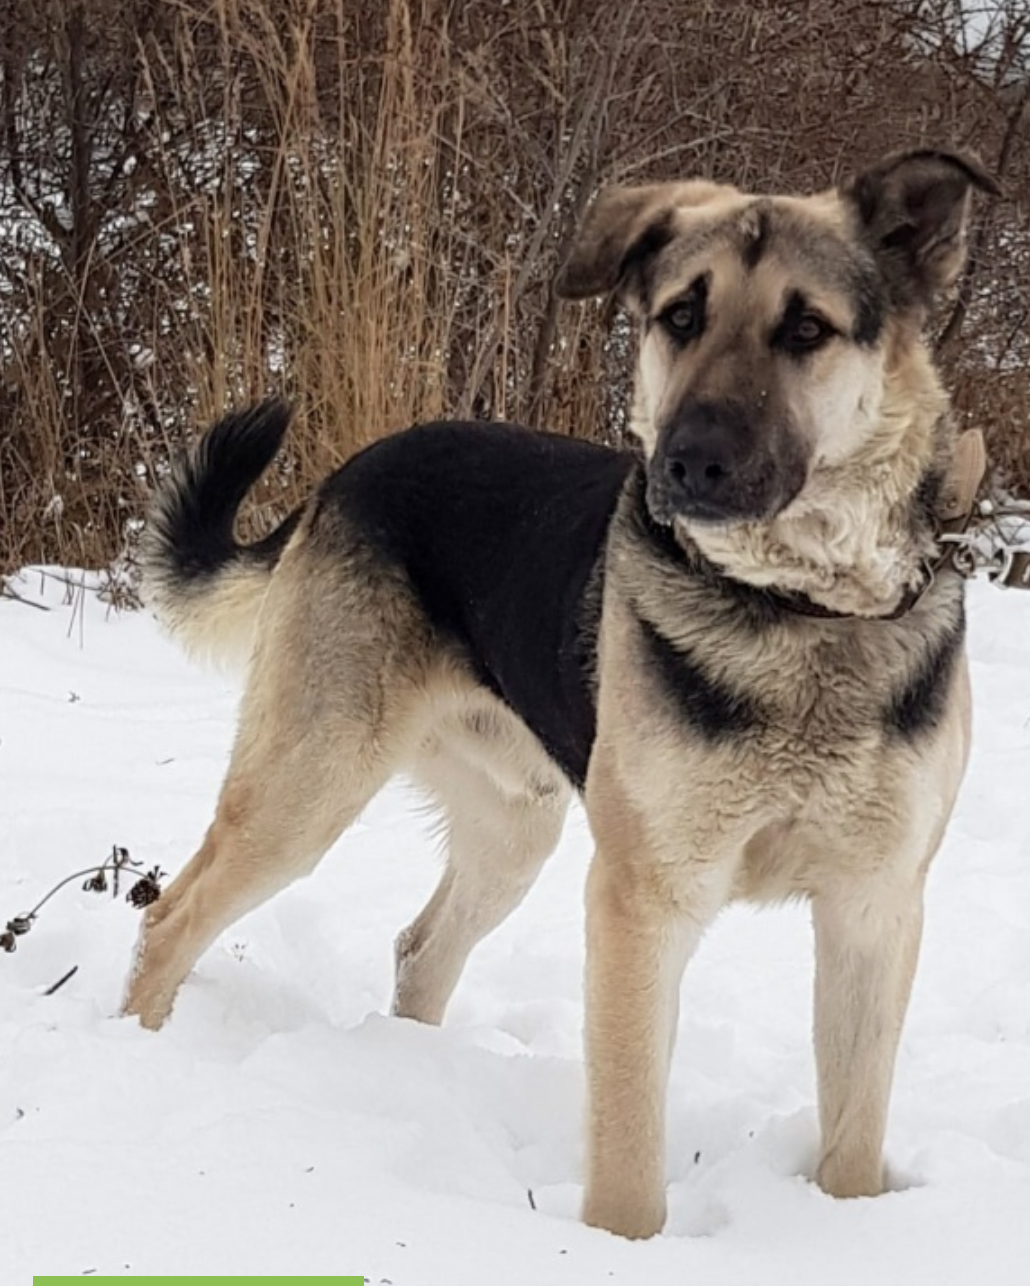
[142,400,302,669]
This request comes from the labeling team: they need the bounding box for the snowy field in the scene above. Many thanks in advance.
[2,567,1029,1284]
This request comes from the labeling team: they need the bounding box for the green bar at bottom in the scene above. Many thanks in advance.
[35,1277,365,1284]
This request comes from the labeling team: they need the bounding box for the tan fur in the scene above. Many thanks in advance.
[125,522,572,1030]
[143,560,271,669]
[140,458,276,669]
[125,149,990,1244]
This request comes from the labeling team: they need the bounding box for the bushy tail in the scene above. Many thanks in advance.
[142,400,301,669]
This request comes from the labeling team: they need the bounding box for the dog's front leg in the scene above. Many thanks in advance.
[581,816,735,1240]
[811,873,926,1198]
[581,848,692,1239]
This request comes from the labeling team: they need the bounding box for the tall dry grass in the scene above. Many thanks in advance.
[0,0,1027,575]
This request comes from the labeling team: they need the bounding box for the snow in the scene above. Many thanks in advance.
[2,567,1029,1283]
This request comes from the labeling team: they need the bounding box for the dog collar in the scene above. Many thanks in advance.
[765,580,930,622]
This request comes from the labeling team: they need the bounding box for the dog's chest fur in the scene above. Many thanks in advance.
[610,472,966,760]
[591,481,969,899]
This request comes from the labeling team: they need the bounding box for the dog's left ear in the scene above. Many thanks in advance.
[844,148,1001,306]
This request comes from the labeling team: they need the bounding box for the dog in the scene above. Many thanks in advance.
[124,148,997,1240]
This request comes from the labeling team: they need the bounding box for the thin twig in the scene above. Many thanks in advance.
[0,581,51,612]
[44,965,79,996]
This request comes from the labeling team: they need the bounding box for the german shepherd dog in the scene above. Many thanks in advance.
[125,149,997,1239]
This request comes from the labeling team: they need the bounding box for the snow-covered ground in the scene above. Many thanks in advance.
[2,568,1029,1284]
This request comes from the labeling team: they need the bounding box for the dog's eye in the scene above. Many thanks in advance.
[783,312,833,352]
[659,298,703,342]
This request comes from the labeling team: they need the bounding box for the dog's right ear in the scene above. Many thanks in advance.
[554,185,677,303]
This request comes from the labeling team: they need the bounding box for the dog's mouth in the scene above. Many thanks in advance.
[644,457,805,528]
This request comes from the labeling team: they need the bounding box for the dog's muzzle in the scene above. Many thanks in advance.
[646,399,804,526]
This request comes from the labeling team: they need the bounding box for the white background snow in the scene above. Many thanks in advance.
[1,569,1029,1283]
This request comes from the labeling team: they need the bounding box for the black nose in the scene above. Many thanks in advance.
[655,400,751,519]
[663,440,731,497]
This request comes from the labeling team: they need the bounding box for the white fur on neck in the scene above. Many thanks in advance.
[674,339,951,617]
[683,479,930,616]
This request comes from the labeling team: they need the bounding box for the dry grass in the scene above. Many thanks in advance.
[0,0,1027,575]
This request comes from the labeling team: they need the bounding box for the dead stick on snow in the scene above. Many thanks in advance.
[44,965,79,995]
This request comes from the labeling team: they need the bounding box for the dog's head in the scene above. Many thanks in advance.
[555,150,998,530]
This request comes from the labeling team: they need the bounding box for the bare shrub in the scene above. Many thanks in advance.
[0,0,1027,575]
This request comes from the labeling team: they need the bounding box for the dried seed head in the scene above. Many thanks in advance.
[126,869,163,909]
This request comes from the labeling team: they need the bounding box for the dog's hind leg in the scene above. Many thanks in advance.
[122,706,396,1030]
[392,712,571,1025]
[123,553,426,1030]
